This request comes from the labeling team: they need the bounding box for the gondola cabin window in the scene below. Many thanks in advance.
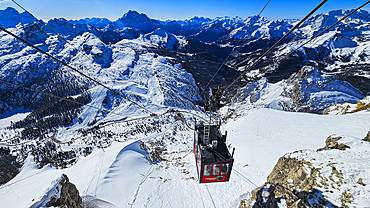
[213,164,221,175]
[221,163,229,175]
[204,165,212,176]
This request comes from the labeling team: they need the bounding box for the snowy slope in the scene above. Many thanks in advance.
[0,107,369,207]
[285,134,370,207]
[234,66,364,113]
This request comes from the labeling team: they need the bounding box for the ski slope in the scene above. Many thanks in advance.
[0,107,369,207]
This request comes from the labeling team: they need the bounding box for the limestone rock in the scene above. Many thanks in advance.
[46,174,82,208]
[323,96,370,115]
[30,174,82,208]
[241,157,337,208]
[317,135,350,151]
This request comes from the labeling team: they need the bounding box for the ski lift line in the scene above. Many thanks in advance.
[94,150,105,199]
[0,25,154,115]
[283,0,370,60]
[200,0,271,95]
[224,0,329,92]
[0,78,129,118]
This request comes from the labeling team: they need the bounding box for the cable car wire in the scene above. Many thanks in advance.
[225,0,329,92]
[0,25,154,115]
[200,0,271,95]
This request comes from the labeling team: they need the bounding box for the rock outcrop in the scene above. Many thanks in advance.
[30,174,82,208]
[241,132,370,208]
[46,174,82,208]
[323,96,370,115]
[317,135,350,151]
[0,147,21,185]
[240,157,335,208]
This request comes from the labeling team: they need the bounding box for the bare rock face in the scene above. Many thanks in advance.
[30,174,82,208]
[317,135,350,151]
[240,132,370,208]
[323,96,370,115]
[45,174,82,208]
[241,157,337,208]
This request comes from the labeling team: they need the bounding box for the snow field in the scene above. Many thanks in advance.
[1,107,369,207]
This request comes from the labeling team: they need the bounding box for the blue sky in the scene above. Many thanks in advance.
[1,0,370,21]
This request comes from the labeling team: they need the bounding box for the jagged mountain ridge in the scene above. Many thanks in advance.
[0,6,370,208]
[0,7,369,115]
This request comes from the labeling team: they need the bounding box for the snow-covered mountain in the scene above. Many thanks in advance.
[69,17,112,29]
[233,66,364,113]
[0,6,370,208]
[0,7,34,28]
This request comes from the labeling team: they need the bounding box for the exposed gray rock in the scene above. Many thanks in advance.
[30,174,82,208]
[317,135,350,151]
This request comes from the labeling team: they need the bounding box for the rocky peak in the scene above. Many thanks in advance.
[302,9,370,30]
[69,17,112,28]
[2,7,19,15]
[120,10,150,23]
[30,174,82,208]
[116,10,161,33]
[241,132,370,208]
[0,7,34,28]
[118,10,160,26]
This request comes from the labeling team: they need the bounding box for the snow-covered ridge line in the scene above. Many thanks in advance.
[3,6,370,44]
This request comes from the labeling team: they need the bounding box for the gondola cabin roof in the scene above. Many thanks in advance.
[195,124,231,163]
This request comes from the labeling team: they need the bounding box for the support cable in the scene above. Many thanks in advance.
[0,25,153,114]
[225,0,329,92]
[201,0,271,95]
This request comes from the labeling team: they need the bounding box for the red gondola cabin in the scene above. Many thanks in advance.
[194,123,234,183]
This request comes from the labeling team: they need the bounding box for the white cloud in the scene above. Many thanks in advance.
[0,0,11,4]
